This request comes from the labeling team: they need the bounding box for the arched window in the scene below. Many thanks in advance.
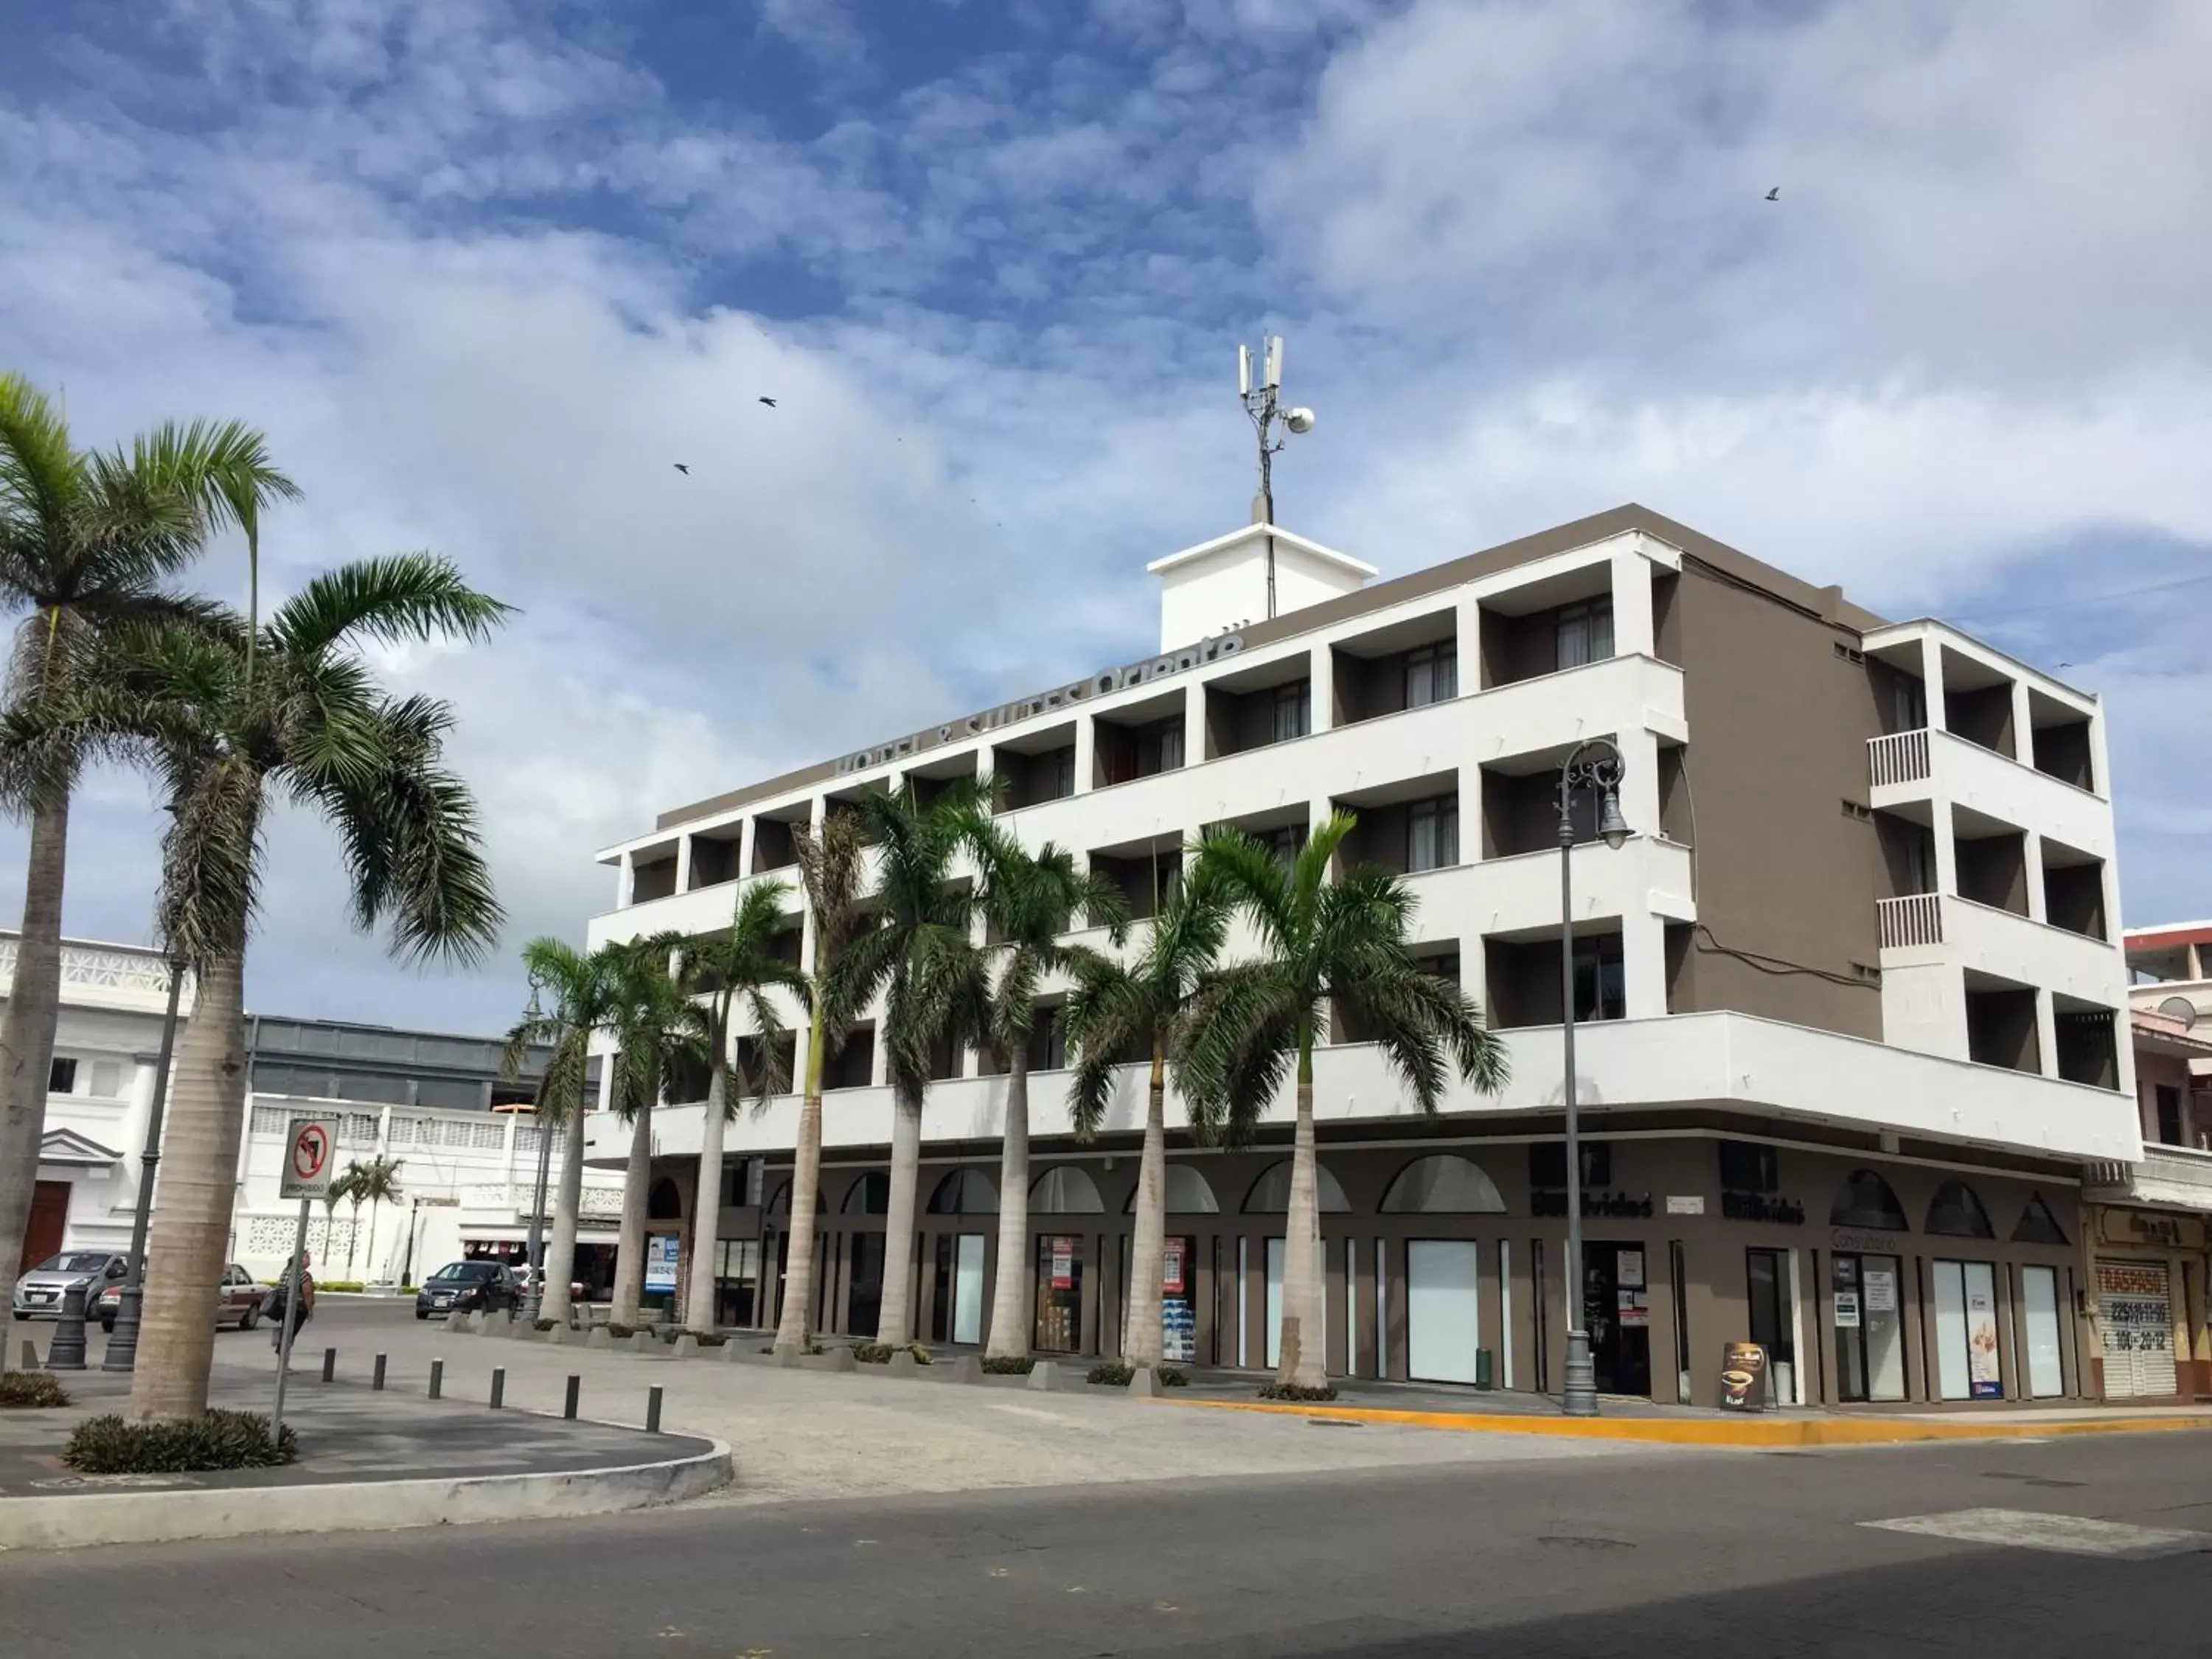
[2011,1192,2070,1245]
[1242,1159,1352,1214]
[926,1169,999,1214]
[766,1180,790,1217]
[1030,1166,1105,1214]
[841,1172,890,1215]
[647,1177,683,1220]
[1829,1169,1908,1231]
[1925,1179,1994,1239]
[1121,1166,1221,1214]
[1380,1154,1506,1214]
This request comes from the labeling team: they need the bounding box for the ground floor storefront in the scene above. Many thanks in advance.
[679,1126,2098,1408]
[2079,1206,2212,1402]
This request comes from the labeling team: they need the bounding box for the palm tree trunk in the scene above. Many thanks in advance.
[683,1055,728,1334]
[128,941,246,1422]
[345,1203,361,1277]
[364,1203,380,1285]
[774,997,830,1353]
[1276,1034,1327,1391]
[0,792,70,1276]
[1124,1041,1168,1366]
[874,1076,923,1342]
[540,1107,585,1324]
[984,1043,1032,1359]
[611,1099,653,1325]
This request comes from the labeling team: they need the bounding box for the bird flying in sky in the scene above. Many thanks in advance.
[1764,187,1780,201]
[758,396,777,407]
[672,463,689,474]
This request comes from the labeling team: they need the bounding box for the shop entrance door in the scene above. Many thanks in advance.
[1583,1242,1651,1396]
[929,1234,986,1345]
[1406,1240,1482,1384]
[1834,1253,1907,1401]
[1745,1248,1798,1406]
[846,1234,884,1339]
[2096,1259,2177,1397]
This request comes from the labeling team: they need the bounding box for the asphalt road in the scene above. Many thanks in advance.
[5,1421,2209,1658]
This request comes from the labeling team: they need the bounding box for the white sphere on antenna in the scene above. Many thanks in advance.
[1284,407,1317,434]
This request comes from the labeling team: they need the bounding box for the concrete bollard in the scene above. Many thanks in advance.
[672,1334,700,1360]
[951,1355,983,1385]
[1026,1360,1063,1392]
[428,1357,444,1400]
[543,1322,568,1346]
[627,1331,657,1354]
[886,1349,919,1376]
[586,1326,614,1350]
[773,1346,803,1368]
[826,1346,858,1374]
[646,1385,664,1433]
[563,1374,581,1420]
[47,1284,88,1371]
[1127,1364,1158,1398]
[490,1367,507,1410]
[321,1346,337,1383]
[723,1340,749,1363]
[372,1352,387,1391]
[18,1338,40,1370]
[449,1312,473,1335]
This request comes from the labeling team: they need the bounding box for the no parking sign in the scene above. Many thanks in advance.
[280,1117,339,1200]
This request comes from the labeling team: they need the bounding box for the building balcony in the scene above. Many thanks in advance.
[1875,891,2124,1008]
[1867,727,2111,859]
[2084,1145,2212,1213]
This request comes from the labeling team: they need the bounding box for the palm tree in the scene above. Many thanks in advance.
[963,812,1126,1360]
[0,372,298,1273]
[342,1155,404,1282]
[501,938,618,1326]
[673,880,805,1335]
[602,931,698,1328]
[319,1168,352,1269]
[772,810,869,1355]
[833,779,994,1343]
[1063,852,1233,1369]
[1181,814,1509,1393]
[13,554,507,1420]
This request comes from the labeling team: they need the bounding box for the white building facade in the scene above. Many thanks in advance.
[586,506,2139,1408]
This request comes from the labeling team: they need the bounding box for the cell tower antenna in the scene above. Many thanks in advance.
[1237,333,1316,620]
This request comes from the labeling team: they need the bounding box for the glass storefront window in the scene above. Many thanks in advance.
[1034,1234,1083,1353]
[1834,1253,1907,1402]
[1932,1259,2003,1400]
[2020,1264,2065,1397]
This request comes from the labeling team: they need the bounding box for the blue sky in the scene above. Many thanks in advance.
[2,0,2208,1032]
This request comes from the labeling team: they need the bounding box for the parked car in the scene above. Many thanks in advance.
[512,1265,585,1302]
[11,1251,128,1321]
[415,1260,521,1320]
[92,1262,263,1333]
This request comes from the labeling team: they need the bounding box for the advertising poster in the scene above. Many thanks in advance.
[1719,1341,1768,1411]
[1864,1268,1898,1313]
[1050,1236,1075,1290]
[1163,1238,1187,1296]
[644,1233,681,1294]
[1616,1250,1645,1290]
[1617,1287,1649,1328]
[1161,1299,1197,1363]
[1834,1289,1862,1328]
[1965,1283,2002,1399]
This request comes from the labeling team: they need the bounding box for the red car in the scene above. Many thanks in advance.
[95,1262,265,1334]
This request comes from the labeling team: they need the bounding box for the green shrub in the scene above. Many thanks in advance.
[316,1280,365,1293]
[1088,1361,1133,1387]
[682,1331,726,1348]
[909,1343,933,1366]
[605,1323,636,1339]
[63,1410,297,1472]
[0,1371,71,1408]
[1256,1382,1339,1403]
[1158,1366,1189,1388]
[980,1354,1034,1375]
[533,1319,560,1332]
[852,1341,931,1365]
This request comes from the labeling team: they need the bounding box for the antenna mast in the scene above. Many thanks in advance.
[1237,335,1315,621]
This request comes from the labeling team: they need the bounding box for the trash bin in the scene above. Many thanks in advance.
[1474,1348,1495,1391]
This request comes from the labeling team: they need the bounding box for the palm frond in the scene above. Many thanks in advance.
[265,553,512,659]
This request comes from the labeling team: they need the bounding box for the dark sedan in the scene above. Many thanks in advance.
[415,1260,521,1320]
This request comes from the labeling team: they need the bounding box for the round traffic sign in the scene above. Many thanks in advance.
[291,1123,331,1182]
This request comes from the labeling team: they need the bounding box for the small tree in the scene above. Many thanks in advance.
[341,1156,404,1281]
[319,1168,353,1268]
[603,931,700,1326]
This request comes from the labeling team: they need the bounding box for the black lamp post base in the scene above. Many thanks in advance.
[1562,1329,1600,1417]
[101,1287,144,1372]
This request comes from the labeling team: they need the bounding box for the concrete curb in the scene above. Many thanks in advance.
[0,1431,733,1552]
[1157,1397,2212,1447]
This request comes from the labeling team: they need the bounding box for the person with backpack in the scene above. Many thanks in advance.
[267,1249,316,1352]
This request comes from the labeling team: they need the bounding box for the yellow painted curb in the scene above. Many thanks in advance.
[1154,1396,2212,1447]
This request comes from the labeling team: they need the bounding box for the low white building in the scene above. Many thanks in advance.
[5,931,623,1286]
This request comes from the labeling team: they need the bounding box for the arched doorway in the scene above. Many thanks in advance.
[1380,1155,1506,1385]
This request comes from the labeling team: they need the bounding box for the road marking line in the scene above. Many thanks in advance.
[1862,1508,2209,1559]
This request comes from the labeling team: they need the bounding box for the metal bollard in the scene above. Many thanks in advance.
[321,1346,336,1383]
[490,1367,506,1410]
[429,1357,444,1400]
[372,1352,387,1391]
[47,1283,89,1371]
[563,1374,580,1420]
[646,1385,663,1433]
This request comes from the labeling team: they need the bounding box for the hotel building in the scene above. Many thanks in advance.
[585,504,2139,1408]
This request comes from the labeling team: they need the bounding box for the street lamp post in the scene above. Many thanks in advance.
[103,955,187,1373]
[1556,738,1630,1419]
[516,977,552,1326]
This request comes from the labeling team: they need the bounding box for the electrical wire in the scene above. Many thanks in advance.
[1953,571,2212,625]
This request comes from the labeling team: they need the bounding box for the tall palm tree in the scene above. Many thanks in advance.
[672,880,804,1334]
[963,812,1126,1360]
[501,938,618,1327]
[12,554,508,1420]
[603,931,698,1327]
[0,372,298,1273]
[341,1155,404,1282]
[319,1169,352,1269]
[1062,853,1234,1369]
[834,780,994,1343]
[772,810,868,1355]
[1182,814,1509,1392]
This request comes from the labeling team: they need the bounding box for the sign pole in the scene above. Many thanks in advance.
[271,1196,310,1441]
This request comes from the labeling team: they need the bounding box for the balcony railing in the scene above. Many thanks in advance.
[2085,1144,2212,1212]
[1877,892,1944,950]
[1868,728,1933,788]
